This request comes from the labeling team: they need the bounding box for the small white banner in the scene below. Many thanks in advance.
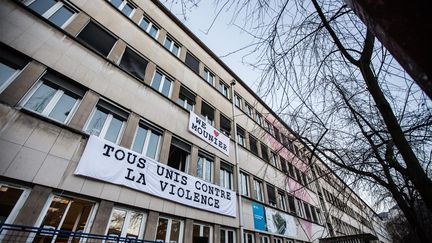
[75,135,237,217]
[188,112,230,156]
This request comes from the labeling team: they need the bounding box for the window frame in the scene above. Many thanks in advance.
[105,207,147,239]
[234,93,242,108]
[151,69,173,98]
[255,112,262,126]
[138,15,160,39]
[20,76,83,124]
[131,122,162,160]
[220,162,233,190]
[236,125,245,146]
[155,216,184,243]
[84,101,127,144]
[240,171,250,197]
[109,0,136,17]
[25,0,77,29]
[220,228,236,243]
[197,153,214,183]
[163,35,181,57]
[204,68,215,86]
[219,80,230,98]
[177,85,195,111]
[201,101,215,126]
[245,103,253,118]
[253,178,264,202]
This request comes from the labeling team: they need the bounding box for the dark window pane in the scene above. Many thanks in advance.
[185,52,199,74]
[24,83,56,113]
[0,186,23,224]
[48,6,74,27]
[146,132,160,159]
[164,38,172,49]
[104,115,124,143]
[86,109,108,136]
[132,126,148,153]
[77,21,117,57]
[151,72,162,90]
[110,0,123,8]
[149,26,158,38]
[172,45,179,56]
[122,3,134,16]
[29,0,56,15]
[119,47,148,80]
[48,93,77,122]
[0,63,17,87]
[161,78,172,97]
[139,17,149,31]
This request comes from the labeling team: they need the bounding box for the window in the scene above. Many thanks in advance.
[288,163,295,180]
[259,235,270,243]
[106,208,146,239]
[85,100,127,144]
[278,191,287,211]
[27,0,76,28]
[249,135,258,156]
[303,202,312,220]
[0,45,29,93]
[280,156,288,173]
[164,36,181,57]
[131,122,162,160]
[236,125,245,146]
[295,168,303,185]
[151,70,173,97]
[220,162,233,189]
[220,228,236,243]
[177,86,195,111]
[270,151,279,168]
[22,73,84,124]
[0,184,28,225]
[193,223,212,243]
[273,238,283,243]
[109,0,135,17]
[185,52,199,74]
[119,47,148,80]
[240,172,250,196]
[220,114,231,137]
[267,184,277,207]
[287,195,296,214]
[77,21,117,57]
[139,16,159,39]
[266,121,274,136]
[167,137,191,173]
[234,93,242,108]
[296,198,305,218]
[219,81,229,98]
[197,153,214,183]
[253,179,264,202]
[274,127,281,142]
[244,232,255,243]
[255,112,262,126]
[260,143,269,162]
[245,103,253,117]
[311,206,319,223]
[34,195,95,242]
[155,217,184,243]
[201,101,215,125]
[204,68,215,86]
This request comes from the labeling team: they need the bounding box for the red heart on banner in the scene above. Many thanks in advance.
[214,130,219,137]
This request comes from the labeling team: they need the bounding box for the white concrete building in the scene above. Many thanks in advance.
[0,0,390,242]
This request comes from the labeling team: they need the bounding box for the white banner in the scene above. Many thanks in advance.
[75,136,236,217]
[188,112,230,156]
[265,207,297,237]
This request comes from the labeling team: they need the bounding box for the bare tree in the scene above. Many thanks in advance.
[165,0,432,241]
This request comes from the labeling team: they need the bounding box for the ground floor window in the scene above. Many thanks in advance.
[155,216,184,243]
[0,184,29,224]
[259,235,270,243]
[34,195,95,242]
[244,232,255,243]
[193,223,212,243]
[273,238,283,243]
[106,208,147,239]
[220,228,235,243]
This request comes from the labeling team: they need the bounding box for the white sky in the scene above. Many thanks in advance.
[162,1,261,90]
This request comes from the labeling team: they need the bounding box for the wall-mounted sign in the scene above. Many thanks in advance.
[188,112,230,156]
[252,202,267,231]
[265,207,297,237]
[75,135,237,217]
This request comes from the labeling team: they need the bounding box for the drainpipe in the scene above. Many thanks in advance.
[231,79,244,243]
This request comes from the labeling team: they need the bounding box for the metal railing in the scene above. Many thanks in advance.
[0,223,161,243]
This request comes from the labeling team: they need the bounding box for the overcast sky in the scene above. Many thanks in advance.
[162,1,261,90]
